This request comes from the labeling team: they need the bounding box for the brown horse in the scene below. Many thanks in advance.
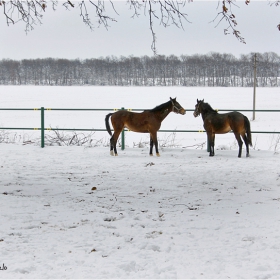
[105,97,186,156]
[193,99,252,158]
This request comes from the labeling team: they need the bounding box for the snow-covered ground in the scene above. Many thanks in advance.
[1,86,280,278]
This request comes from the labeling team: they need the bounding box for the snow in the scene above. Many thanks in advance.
[1,86,280,278]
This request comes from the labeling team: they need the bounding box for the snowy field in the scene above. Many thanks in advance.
[1,86,280,150]
[1,86,280,278]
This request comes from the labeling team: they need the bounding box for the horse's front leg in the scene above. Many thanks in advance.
[208,132,215,157]
[150,132,160,157]
[154,134,160,157]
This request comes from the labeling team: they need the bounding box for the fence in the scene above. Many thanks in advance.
[1,107,280,149]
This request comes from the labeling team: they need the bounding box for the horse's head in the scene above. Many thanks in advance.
[170,97,186,115]
[193,99,204,117]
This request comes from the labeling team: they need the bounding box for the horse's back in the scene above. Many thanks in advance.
[204,111,246,134]
[111,110,155,133]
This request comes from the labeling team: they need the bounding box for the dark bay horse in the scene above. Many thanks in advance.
[105,97,186,156]
[193,99,252,158]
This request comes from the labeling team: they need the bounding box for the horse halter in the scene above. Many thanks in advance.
[171,99,183,114]
[193,100,203,117]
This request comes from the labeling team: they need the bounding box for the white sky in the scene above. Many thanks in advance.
[0,1,279,60]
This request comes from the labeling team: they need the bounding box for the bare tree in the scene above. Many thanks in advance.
[0,0,279,54]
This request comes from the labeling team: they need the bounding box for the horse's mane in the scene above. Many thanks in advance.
[202,102,217,114]
[146,100,172,112]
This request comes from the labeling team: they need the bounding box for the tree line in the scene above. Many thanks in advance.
[0,52,279,87]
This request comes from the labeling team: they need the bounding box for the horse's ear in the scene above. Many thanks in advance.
[202,99,204,102]
[197,99,199,103]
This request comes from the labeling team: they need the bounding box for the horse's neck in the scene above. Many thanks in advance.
[201,113,207,121]
[161,107,172,120]
[201,104,216,120]
[152,107,170,121]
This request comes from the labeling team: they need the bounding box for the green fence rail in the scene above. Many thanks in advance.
[1,107,280,149]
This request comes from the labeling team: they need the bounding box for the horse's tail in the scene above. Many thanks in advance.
[244,115,252,146]
[105,113,113,136]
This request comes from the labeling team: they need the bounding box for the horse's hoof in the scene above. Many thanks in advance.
[110,151,114,156]
[115,153,118,156]
[209,154,214,157]
[156,153,160,157]
[150,154,153,156]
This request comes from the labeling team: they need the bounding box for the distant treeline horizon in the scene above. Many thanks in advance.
[0,52,279,87]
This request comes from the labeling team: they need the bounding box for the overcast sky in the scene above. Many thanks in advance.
[0,1,279,60]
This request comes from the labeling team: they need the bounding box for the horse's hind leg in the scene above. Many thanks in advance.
[109,136,116,156]
[234,133,243,158]
[110,136,114,156]
[110,131,121,156]
[241,133,250,157]
[109,136,114,156]
[149,136,154,156]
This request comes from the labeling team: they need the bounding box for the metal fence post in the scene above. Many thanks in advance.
[41,107,45,148]
[253,53,257,120]
[121,107,125,150]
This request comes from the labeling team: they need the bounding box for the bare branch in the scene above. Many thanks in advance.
[158,0,190,29]
[1,0,277,54]
[269,1,280,6]
[78,1,93,30]
[211,0,246,44]
[0,0,189,54]
[128,1,190,54]
[67,1,75,8]
[1,0,58,32]
[77,0,117,30]
[148,1,157,55]
[2,1,15,26]
[269,0,280,31]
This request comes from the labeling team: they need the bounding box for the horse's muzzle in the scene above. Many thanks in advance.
[193,111,199,117]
